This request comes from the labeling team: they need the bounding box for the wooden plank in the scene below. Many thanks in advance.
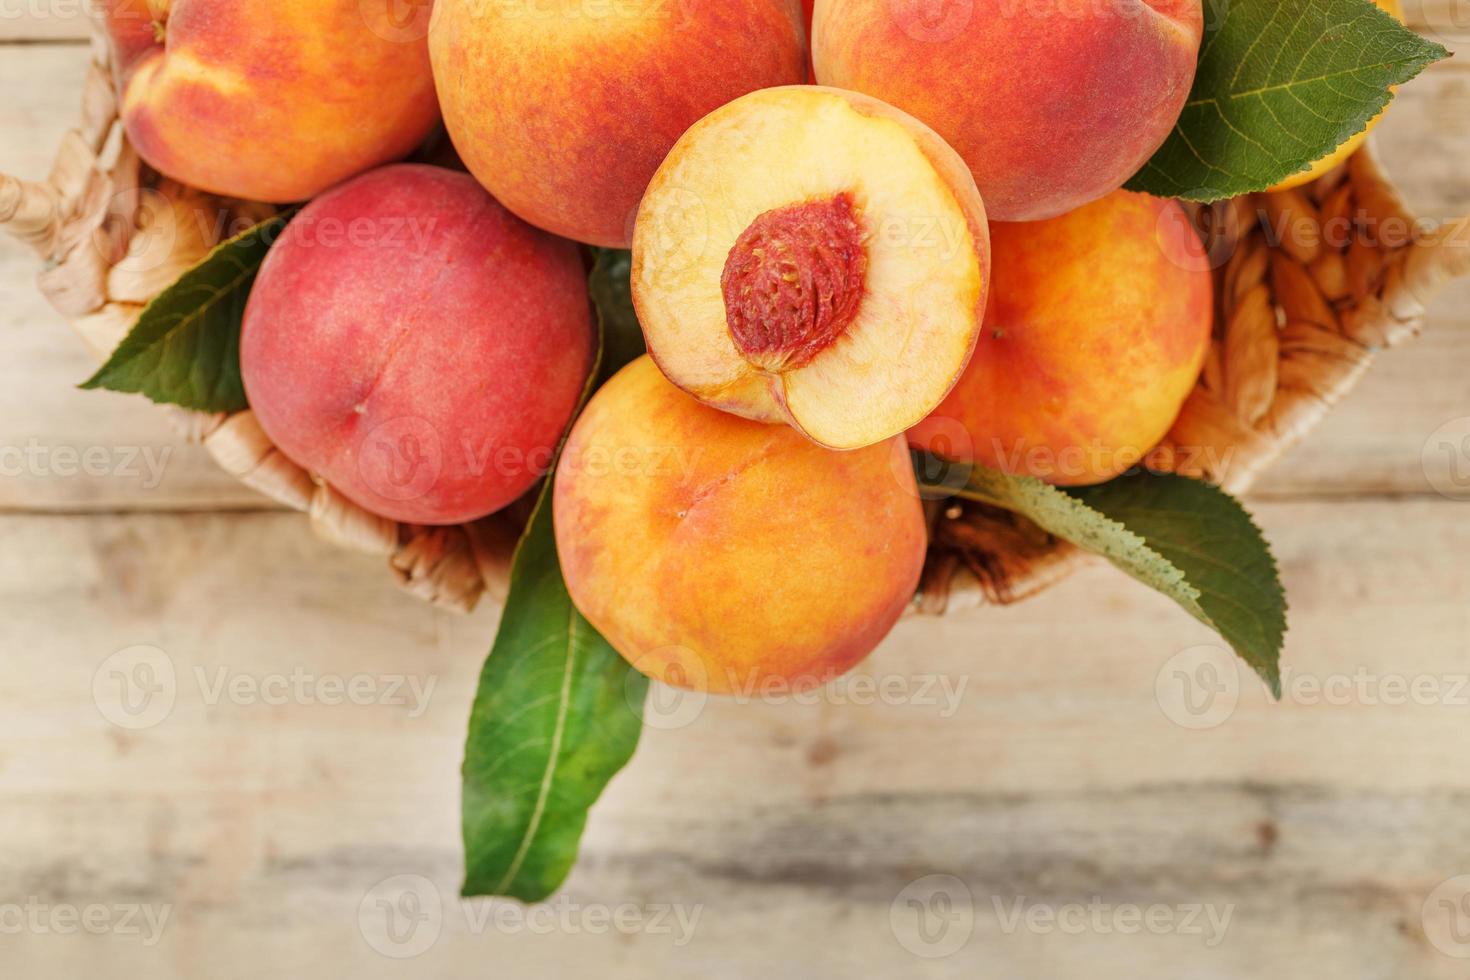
[0,498,1468,975]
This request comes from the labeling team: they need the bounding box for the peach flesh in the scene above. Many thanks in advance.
[631,85,990,452]
[720,193,869,372]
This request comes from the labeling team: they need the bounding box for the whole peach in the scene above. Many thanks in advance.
[909,190,1213,485]
[813,0,1203,221]
[241,165,594,525]
[429,0,807,248]
[103,0,440,202]
[555,356,926,695]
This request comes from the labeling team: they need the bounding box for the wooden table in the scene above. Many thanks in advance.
[2,10,1468,978]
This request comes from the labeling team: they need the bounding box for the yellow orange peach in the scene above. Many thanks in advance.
[909,190,1213,485]
[104,0,439,202]
[555,356,926,695]
[429,0,807,248]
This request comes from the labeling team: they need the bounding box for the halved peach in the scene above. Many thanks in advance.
[631,86,989,451]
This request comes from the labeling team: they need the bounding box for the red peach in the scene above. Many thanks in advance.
[241,165,594,525]
[813,0,1203,221]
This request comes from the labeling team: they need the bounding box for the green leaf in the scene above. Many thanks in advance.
[80,210,295,412]
[587,248,645,381]
[938,461,1286,695]
[461,297,648,903]
[1127,0,1449,200]
[461,489,648,901]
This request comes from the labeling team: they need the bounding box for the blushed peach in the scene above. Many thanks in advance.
[909,190,1213,485]
[813,0,1203,221]
[554,356,926,695]
[429,0,807,248]
[241,165,594,525]
[104,0,440,202]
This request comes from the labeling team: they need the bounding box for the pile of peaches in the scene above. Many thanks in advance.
[105,0,1365,694]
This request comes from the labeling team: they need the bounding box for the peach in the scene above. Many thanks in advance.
[812,0,1203,221]
[908,190,1212,486]
[1270,0,1404,192]
[104,0,440,202]
[241,165,594,525]
[554,356,926,695]
[429,0,807,248]
[632,86,989,452]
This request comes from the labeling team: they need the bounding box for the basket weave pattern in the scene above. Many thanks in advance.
[4,31,1468,615]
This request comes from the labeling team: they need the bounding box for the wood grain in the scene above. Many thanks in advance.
[1,500,1468,976]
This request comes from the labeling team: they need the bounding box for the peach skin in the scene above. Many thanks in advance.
[909,190,1213,486]
[428,0,807,248]
[104,0,440,202]
[554,356,927,695]
[241,165,594,526]
[813,0,1203,221]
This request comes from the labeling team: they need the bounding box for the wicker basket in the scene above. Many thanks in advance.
[4,30,1468,615]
